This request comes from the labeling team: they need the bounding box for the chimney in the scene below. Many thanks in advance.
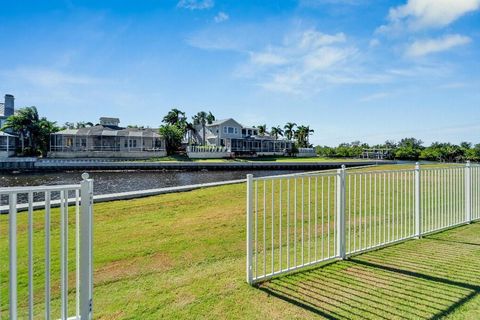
[4,94,14,117]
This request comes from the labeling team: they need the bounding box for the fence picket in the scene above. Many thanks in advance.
[247,162,480,284]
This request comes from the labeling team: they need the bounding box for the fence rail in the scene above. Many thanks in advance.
[246,162,480,284]
[0,174,93,320]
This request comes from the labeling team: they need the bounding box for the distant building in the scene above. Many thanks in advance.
[362,148,392,160]
[0,94,15,129]
[0,94,17,158]
[193,118,293,156]
[49,117,166,158]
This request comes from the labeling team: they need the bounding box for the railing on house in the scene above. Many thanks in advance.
[246,162,480,284]
[297,148,316,154]
[187,146,231,153]
[0,174,94,319]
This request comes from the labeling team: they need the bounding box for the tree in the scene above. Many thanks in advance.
[284,122,296,141]
[163,108,186,127]
[270,126,284,140]
[77,121,94,128]
[1,106,58,156]
[159,124,184,155]
[185,122,196,145]
[294,125,315,148]
[192,111,215,146]
[394,137,423,160]
[258,124,267,136]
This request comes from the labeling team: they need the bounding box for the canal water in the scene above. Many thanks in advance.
[0,170,300,196]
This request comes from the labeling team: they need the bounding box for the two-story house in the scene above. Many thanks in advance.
[194,118,292,156]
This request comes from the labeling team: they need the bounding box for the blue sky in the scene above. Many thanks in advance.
[0,0,479,146]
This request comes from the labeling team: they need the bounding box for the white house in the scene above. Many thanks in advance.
[193,118,293,156]
[49,117,167,159]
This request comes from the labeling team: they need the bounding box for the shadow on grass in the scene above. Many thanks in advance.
[258,229,480,319]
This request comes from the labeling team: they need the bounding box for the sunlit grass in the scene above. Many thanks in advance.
[0,162,478,319]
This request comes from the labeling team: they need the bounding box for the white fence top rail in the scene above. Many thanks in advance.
[0,184,81,194]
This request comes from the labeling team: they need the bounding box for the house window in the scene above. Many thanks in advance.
[254,130,258,135]
[81,138,87,147]
[234,128,238,134]
[228,127,234,134]
[128,139,138,148]
[223,126,227,133]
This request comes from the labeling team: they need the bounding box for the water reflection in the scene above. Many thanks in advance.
[0,170,299,205]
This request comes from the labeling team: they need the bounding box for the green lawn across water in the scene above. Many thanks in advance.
[0,163,479,319]
[132,154,375,163]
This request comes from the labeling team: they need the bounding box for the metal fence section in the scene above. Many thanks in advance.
[246,162,480,285]
[0,173,93,320]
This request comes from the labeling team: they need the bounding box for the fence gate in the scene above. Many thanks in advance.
[246,162,480,285]
[0,173,93,319]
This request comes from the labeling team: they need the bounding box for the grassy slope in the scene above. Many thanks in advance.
[136,155,374,163]
[0,163,478,319]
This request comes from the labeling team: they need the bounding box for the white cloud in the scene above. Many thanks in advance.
[214,12,229,23]
[360,92,391,102]
[4,67,102,88]
[299,0,366,7]
[406,34,471,57]
[369,38,380,47]
[236,29,389,94]
[378,0,480,32]
[177,0,214,10]
[249,52,288,66]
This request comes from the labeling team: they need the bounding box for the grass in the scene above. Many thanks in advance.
[0,163,478,319]
[131,154,375,163]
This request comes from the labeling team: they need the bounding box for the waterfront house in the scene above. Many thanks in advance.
[49,117,167,158]
[192,118,293,156]
[0,131,17,158]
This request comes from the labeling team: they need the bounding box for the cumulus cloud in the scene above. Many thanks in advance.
[406,34,471,57]
[177,0,214,10]
[214,12,229,23]
[378,0,480,32]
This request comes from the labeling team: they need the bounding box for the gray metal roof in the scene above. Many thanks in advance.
[0,131,16,137]
[53,125,163,138]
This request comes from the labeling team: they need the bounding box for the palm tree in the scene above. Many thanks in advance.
[304,125,314,146]
[76,121,94,128]
[1,106,58,155]
[185,122,196,145]
[206,111,215,124]
[258,124,267,136]
[284,122,296,141]
[270,126,284,140]
[193,111,216,146]
[294,125,315,147]
[163,108,186,127]
[1,106,39,152]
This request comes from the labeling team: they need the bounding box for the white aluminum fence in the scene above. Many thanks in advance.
[246,162,480,284]
[0,173,93,319]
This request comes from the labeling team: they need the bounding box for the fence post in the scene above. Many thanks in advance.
[465,161,472,223]
[415,162,422,238]
[246,174,254,285]
[336,165,346,259]
[80,173,94,320]
[9,193,18,320]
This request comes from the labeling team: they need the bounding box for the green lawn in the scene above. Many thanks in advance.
[132,154,375,163]
[0,163,478,319]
